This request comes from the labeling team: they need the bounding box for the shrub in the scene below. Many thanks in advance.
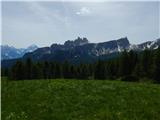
[121,75,139,82]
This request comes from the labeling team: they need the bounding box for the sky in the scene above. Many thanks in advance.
[2,1,160,48]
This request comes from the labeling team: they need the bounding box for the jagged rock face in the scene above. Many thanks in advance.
[117,37,130,49]
[50,37,89,52]
[135,38,160,50]
[2,37,160,68]
[23,37,130,60]
[64,37,89,47]
[138,41,153,50]
[93,37,130,55]
[50,44,66,52]
[2,37,160,63]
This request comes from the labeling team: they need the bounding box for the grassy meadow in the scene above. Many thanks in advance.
[1,77,160,120]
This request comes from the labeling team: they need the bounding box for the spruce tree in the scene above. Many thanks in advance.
[55,62,62,78]
[43,61,50,79]
[81,64,89,79]
[11,60,25,80]
[70,65,76,79]
[25,58,33,79]
[128,50,138,74]
[141,49,153,78]
[94,60,106,80]
[32,64,39,79]
[153,48,160,82]
[119,50,130,77]
[36,62,43,79]
[62,60,71,79]
[106,61,117,79]
[49,62,56,79]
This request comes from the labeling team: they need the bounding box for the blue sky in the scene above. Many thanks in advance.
[2,1,159,48]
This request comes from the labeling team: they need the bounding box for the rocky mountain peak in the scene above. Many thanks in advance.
[117,37,130,47]
[64,37,89,47]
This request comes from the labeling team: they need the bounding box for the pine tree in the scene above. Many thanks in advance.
[55,62,62,78]
[70,65,76,79]
[141,49,153,78]
[1,68,9,77]
[76,65,81,79]
[81,64,89,79]
[106,61,117,79]
[62,60,71,79]
[128,50,138,74]
[36,62,43,79]
[118,50,130,77]
[11,60,25,80]
[43,61,50,79]
[32,64,39,79]
[153,48,160,82]
[133,60,143,77]
[88,64,94,79]
[25,58,33,79]
[49,62,56,79]
[94,60,106,80]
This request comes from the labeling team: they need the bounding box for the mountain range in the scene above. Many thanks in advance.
[1,44,38,60]
[1,37,160,68]
[23,37,160,61]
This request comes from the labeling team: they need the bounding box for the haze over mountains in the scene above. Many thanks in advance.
[1,37,160,62]
[1,44,38,60]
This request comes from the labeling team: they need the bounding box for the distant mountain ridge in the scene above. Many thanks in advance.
[23,37,130,61]
[129,38,160,51]
[1,37,160,68]
[23,37,160,61]
[1,44,38,60]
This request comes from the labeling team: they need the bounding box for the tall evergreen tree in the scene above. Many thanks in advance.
[80,64,90,79]
[1,68,9,77]
[49,62,56,79]
[94,60,106,80]
[88,64,94,79]
[119,50,130,77]
[106,61,117,79]
[55,62,62,78]
[36,62,44,79]
[32,64,39,79]
[70,65,76,78]
[128,50,138,74]
[62,60,71,79]
[141,49,153,78]
[153,48,160,82]
[11,60,25,80]
[133,61,143,77]
[25,58,33,79]
[43,61,50,79]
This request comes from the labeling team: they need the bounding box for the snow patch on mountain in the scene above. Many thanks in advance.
[1,44,38,60]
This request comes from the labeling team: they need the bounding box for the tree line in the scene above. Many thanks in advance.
[2,48,160,83]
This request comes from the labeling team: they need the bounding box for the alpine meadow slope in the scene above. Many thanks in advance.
[2,77,160,120]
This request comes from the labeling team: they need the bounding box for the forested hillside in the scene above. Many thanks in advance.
[2,48,160,83]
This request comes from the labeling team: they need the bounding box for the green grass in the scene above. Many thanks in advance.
[2,77,160,120]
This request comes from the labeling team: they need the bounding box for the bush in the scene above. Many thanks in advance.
[121,75,139,82]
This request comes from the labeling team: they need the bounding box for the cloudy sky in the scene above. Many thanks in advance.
[2,1,159,48]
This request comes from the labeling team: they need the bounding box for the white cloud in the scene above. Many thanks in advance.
[27,2,65,23]
[76,7,91,15]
